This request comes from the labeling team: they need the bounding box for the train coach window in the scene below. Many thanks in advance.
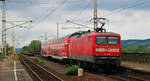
[108,37,119,44]
[89,36,91,44]
[96,36,107,44]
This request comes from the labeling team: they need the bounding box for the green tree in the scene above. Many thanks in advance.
[21,40,41,54]
[22,46,33,53]
[29,40,41,52]
[122,45,150,53]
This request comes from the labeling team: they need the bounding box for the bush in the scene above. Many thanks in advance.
[39,60,44,64]
[34,58,39,62]
[65,65,79,75]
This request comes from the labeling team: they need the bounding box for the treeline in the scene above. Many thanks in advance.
[1,44,14,55]
[121,45,150,54]
[21,40,41,54]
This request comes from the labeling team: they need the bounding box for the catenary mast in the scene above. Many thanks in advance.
[1,0,7,55]
[94,0,98,32]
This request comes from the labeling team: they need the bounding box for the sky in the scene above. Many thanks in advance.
[0,0,150,48]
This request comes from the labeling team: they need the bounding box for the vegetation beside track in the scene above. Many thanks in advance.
[33,58,39,62]
[65,65,79,75]
[121,44,150,64]
[33,57,45,64]
[122,45,150,54]
[21,40,41,54]
[0,43,14,55]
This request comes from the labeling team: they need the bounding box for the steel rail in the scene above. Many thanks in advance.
[20,55,63,81]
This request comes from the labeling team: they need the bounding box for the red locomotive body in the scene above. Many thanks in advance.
[69,31,121,68]
[41,31,121,69]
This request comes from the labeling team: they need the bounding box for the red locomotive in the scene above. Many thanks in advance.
[41,30,121,70]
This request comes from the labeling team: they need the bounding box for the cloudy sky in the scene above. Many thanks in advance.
[0,0,150,48]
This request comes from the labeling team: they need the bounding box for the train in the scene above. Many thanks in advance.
[41,30,121,70]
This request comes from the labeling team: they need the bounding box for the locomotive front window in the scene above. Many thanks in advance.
[96,36,119,44]
[96,36,107,44]
[108,37,119,44]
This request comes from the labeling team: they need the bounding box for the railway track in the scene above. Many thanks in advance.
[86,66,150,81]
[19,54,150,81]
[105,72,146,81]
[19,55,63,81]
[99,67,150,81]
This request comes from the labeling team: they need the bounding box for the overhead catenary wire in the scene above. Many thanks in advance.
[101,0,150,17]
[62,0,93,31]
[5,0,69,28]
[4,0,150,42]
[40,0,68,21]
[2,0,68,41]
[31,0,69,27]
[7,1,58,5]
[71,0,93,22]
[1,0,32,49]
[7,0,80,5]
[32,0,94,28]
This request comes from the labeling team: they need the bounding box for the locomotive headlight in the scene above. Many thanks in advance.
[109,48,119,52]
[96,48,105,52]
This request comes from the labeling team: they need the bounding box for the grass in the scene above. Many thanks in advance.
[34,58,44,64]
[65,65,79,75]
[39,60,44,64]
[34,58,39,62]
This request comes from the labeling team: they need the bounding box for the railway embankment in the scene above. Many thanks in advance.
[24,55,150,81]
[25,55,115,81]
